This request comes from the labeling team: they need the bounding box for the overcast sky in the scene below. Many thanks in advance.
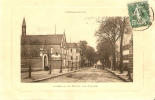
[12,5,129,51]
[13,7,109,50]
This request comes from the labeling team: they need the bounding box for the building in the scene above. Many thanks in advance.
[67,43,81,69]
[128,34,133,80]
[122,33,133,71]
[21,18,67,70]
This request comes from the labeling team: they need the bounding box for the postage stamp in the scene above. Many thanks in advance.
[127,1,151,28]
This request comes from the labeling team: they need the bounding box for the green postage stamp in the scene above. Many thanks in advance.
[127,1,150,28]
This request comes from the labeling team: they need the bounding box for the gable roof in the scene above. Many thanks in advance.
[21,34,63,45]
[67,43,78,48]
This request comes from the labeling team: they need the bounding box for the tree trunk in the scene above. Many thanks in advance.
[113,52,116,71]
[112,42,116,71]
[120,18,125,74]
[120,33,124,74]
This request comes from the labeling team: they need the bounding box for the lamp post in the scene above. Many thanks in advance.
[59,48,62,73]
[71,57,73,71]
[24,44,34,80]
[28,47,31,78]
[49,47,52,74]
[75,58,77,70]
[68,60,69,71]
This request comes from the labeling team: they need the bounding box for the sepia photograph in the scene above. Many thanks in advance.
[19,8,133,83]
[1,0,155,99]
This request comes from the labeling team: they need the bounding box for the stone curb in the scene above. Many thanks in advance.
[32,69,84,82]
[105,68,131,82]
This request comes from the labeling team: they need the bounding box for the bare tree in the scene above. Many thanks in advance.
[95,17,132,73]
[85,46,96,66]
[117,17,132,73]
[96,39,115,68]
[78,41,88,67]
[95,17,120,71]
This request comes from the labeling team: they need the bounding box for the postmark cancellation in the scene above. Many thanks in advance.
[127,1,153,29]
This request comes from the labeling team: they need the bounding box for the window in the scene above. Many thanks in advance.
[71,56,73,60]
[76,49,78,53]
[40,48,43,50]
[123,55,129,60]
[123,44,129,50]
[40,51,43,56]
[51,48,53,54]
[70,49,72,53]
[55,52,58,56]
[76,56,78,60]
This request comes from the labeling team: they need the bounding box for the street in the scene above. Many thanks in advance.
[38,67,125,83]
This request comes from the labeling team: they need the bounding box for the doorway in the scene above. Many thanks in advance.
[42,54,48,69]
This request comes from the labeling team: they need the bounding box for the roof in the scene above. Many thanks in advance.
[67,43,78,48]
[21,34,63,45]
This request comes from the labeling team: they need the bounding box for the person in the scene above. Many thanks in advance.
[93,63,96,68]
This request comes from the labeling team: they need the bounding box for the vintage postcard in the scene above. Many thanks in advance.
[1,0,155,99]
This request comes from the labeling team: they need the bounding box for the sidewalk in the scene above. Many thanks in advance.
[105,68,132,82]
[21,68,83,83]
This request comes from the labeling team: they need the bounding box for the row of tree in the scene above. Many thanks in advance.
[95,17,132,73]
[78,40,97,67]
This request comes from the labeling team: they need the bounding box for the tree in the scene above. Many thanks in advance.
[95,17,132,73]
[95,17,121,71]
[85,46,96,66]
[78,41,88,67]
[96,39,117,68]
[117,17,132,73]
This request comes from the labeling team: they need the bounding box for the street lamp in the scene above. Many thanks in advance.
[24,43,34,80]
[28,47,31,78]
[68,61,69,72]
[71,60,73,71]
[49,47,52,74]
[75,56,77,70]
[59,47,63,73]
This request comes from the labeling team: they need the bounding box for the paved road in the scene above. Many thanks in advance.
[39,67,125,83]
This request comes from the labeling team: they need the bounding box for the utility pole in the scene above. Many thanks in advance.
[59,47,62,73]
[71,51,73,71]
[68,60,69,71]
[49,46,52,74]
[76,59,77,70]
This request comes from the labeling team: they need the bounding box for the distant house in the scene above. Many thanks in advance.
[110,33,133,73]
[128,34,133,80]
[67,43,81,69]
[122,33,133,71]
[21,18,67,70]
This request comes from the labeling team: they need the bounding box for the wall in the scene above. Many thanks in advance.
[21,58,67,69]
[49,60,62,69]
[21,58,42,69]
[122,34,132,71]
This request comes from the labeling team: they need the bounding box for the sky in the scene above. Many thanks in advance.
[13,7,109,50]
[12,5,130,51]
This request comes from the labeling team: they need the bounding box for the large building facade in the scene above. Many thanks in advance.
[67,43,81,69]
[21,18,82,71]
[21,18,68,70]
[122,34,133,71]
